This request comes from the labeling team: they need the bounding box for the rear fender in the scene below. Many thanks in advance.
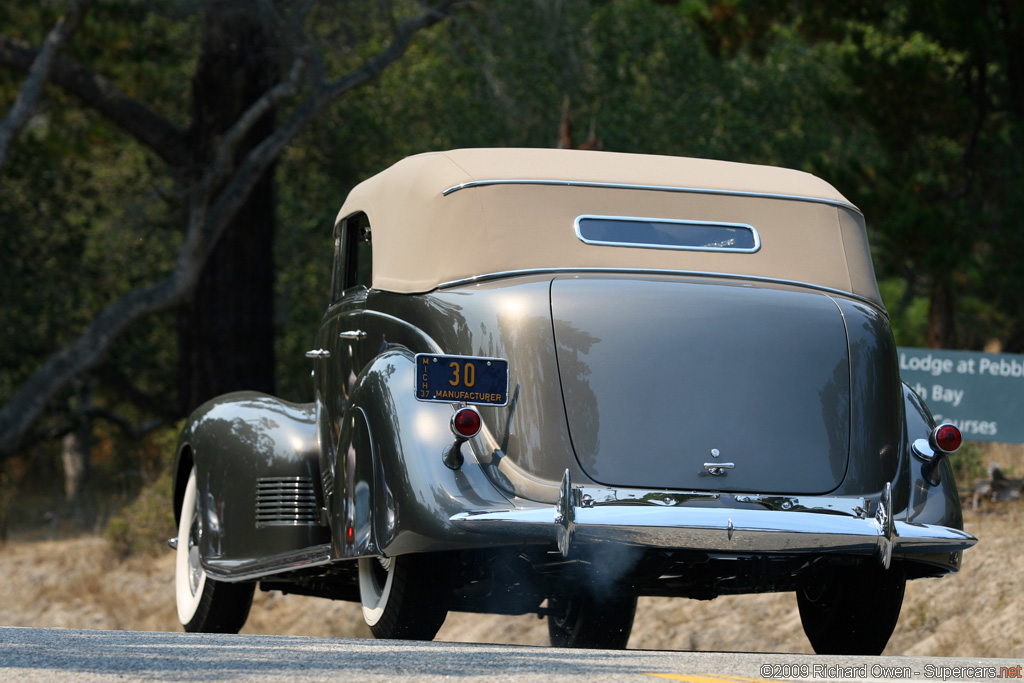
[332,348,516,559]
[897,383,966,574]
[900,383,964,530]
[835,299,903,496]
[173,392,329,571]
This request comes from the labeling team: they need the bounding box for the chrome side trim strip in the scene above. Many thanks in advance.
[441,178,861,214]
[437,268,885,313]
[202,543,334,583]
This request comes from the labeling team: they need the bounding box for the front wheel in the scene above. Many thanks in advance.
[175,466,254,633]
[547,590,637,649]
[358,553,450,640]
[796,563,905,655]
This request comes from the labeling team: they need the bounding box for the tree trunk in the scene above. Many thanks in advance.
[926,278,956,349]
[0,2,453,457]
[61,425,90,503]
[61,415,92,528]
[177,6,279,413]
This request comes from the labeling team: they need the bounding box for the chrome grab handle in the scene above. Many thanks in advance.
[703,462,735,476]
[339,330,367,340]
[305,349,331,358]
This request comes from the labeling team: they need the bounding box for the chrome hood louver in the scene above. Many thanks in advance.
[255,477,320,526]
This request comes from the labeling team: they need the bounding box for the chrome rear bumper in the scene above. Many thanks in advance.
[450,471,976,567]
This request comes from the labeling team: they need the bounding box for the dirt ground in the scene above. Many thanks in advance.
[1,502,1020,657]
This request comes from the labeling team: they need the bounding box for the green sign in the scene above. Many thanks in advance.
[898,347,1024,443]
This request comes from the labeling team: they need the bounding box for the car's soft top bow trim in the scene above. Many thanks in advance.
[441,178,862,214]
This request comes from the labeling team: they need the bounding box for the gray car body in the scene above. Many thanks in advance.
[172,150,974,608]
[172,276,969,587]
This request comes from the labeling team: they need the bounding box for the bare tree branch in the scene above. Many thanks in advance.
[97,367,181,422]
[203,0,458,246]
[18,410,167,453]
[0,0,457,457]
[80,408,167,441]
[0,278,184,456]
[0,34,190,168]
[201,49,311,205]
[0,0,92,171]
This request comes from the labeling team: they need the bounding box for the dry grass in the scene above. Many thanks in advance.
[1,504,1020,657]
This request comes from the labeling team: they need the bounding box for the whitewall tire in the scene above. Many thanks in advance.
[357,553,450,640]
[174,465,254,633]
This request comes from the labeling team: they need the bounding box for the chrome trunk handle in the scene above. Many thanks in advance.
[703,462,735,476]
[305,349,331,358]
[339,330,367,340]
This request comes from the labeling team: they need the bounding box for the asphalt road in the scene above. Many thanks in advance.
[1,626,1019,682]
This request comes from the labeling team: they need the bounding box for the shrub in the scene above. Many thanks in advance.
[948,442,986,489]
[105,426,178,559]
[106,467,176,559]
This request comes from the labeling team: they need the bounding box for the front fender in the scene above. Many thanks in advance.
[173,392,329,572]
[333,349,516,559]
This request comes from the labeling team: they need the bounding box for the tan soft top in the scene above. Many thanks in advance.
[336,148,881,305]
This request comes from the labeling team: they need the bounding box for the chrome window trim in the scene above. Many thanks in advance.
[574,214,761,253]
[436,267,886,314]
[441,178,861,214]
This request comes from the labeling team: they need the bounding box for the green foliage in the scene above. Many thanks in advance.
[879,278,929,347]
[6,0,1024,496]
[0,2,185,443]
[272,0,880,397]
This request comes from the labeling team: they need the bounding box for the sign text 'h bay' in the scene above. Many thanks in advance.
[898,347,1024,442]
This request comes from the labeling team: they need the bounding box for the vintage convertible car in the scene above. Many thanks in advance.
[170,148,976,654]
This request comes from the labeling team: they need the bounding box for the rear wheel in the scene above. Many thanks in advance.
[175,466,254,633]
[358,554,450,640]
[547,590,637,649]
[796,563,905,655]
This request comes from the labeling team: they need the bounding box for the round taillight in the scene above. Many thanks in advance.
[451,407,481,439]
[932,423,962,454]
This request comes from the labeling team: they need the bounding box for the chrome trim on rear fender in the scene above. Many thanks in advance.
[436,268,886,314]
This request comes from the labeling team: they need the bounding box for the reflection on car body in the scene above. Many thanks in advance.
[170,148,975,653]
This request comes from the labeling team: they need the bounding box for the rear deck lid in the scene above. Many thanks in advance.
[551,277,850,494]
